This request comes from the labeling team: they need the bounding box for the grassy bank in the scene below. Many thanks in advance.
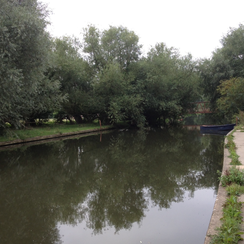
[211,166,244,244]
[225,128,241,165]
[210,125,244,244]
[0,122,114,143]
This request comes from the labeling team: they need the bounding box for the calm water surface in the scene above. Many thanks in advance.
[0,128,224,244]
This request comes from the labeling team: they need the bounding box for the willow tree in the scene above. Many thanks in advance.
[217,77,244,120]
[0,0,65,130]
[83,25,142,72]
[199,24,244,110]
[140,43,200,125]
[50,37,95,123]
[83,25,144,126]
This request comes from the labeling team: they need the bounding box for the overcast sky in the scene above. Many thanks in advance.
[41,0,244,59]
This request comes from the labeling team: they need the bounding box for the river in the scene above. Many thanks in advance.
[0,127,224,244]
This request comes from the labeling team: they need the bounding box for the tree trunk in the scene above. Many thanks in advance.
[74,115,83,124]
[26,118,36,127]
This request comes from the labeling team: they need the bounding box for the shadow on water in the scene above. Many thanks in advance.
[0,128,224,244]
[183,113,232,126]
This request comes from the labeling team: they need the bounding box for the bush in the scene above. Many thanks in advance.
[226,183,244,196]
[218,167,244,187]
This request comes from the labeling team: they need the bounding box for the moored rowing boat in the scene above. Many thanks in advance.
[200,124,235,133]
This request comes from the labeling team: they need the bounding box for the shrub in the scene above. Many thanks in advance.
[218,167,244,187]
[226,183,244,196]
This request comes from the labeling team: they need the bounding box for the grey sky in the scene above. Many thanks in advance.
[41,0,244,59]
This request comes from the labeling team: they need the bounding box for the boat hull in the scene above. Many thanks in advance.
[200,124,235,133]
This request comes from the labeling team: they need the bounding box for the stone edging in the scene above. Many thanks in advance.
[204,131,232,244]
[0,127,114,148]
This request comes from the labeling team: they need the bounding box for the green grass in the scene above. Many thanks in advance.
[210,125,244,243]
[210,195,243,244]
[225,133,241,165]
[0,123,113,143]
[212,167,244,244]
[226,183,244,196]
[218,166,244,187]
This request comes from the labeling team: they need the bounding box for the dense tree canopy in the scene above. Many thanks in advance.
[50,37,94,123]
[199,24,244,117]
[0,0,65,130]
[83,25,142,72]
[4,1,243,130]
[217,77,244,120]
[141,43,200,125]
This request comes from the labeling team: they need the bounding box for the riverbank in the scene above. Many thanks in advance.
[204,128,244,244]
[0,124,114,147]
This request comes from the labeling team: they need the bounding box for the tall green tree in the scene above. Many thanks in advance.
[221,24,244,78]
[83,25,144,126]
[141,43,200,125]
[83,25,142,72]
[217,77,244,120]
[199,24,244,110]
[198,50,233,110]
[0,0,65,129]
[51,37,95,123]
[93,62,145,126]
[101,26,142,70]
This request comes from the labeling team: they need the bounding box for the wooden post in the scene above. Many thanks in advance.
[99,120,102,130]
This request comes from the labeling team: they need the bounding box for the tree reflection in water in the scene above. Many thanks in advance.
[0,128,223,244]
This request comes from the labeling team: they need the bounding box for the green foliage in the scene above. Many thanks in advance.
[0,123,112,143]
[2,3,244,132]
[218,167,244,187]
[225,134,241,165]
[198,52,232,106]
[217,78,244,120]
[221,24,244,78]
[0,0,65,128]
[0,13,202,130]
[210,195,243,244]
[101,26,142,70]
[226,183,244,196]
[50,36,94,123]
[229,150,241,166]
[199,24,244,113]
[140,43,200,125]
[237,111,244,125]
[212,129,244,243]
[83,25,142,71]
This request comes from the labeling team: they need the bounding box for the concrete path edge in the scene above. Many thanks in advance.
[204,132,231,244]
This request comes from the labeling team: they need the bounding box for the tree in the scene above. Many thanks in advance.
[94,62,145,126]
[141,43,200,125]
[83,25,144,126]
[217,77,244,120]
[220,24,244,78]
[199,24,244,110]
[51,37,95,123]
[101,26,142,70]
[82,25,105,72]
[83,25,142,72]
[0,0,65,129]
[198,52,233,112]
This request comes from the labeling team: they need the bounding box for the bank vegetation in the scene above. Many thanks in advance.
[1,0,244,135]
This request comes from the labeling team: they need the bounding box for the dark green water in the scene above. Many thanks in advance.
[0,128,224,244]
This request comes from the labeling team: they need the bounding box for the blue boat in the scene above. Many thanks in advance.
[200,124,235,133]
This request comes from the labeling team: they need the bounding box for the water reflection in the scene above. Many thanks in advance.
[0,128,223,244]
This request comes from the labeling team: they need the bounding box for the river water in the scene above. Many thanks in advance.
[0,128,224,244]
